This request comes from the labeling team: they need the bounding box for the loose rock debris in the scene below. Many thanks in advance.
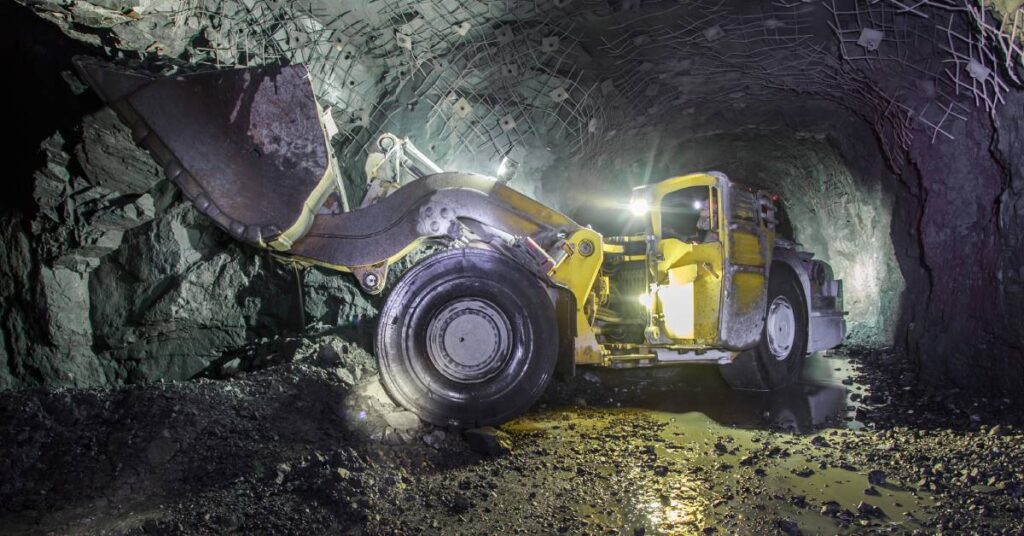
[1,346,1023,534]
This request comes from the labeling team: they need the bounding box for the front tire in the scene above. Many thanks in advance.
[719,267,808,390]
[376,248,558,427]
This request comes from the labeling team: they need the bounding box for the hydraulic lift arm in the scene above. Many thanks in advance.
[73,58,592,295]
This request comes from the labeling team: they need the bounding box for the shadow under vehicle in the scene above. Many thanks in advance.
[74,60,846,427]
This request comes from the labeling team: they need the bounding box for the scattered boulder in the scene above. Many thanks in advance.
[451,493,472,514]
[422,430,446,449]
[219,358,242,377]
[334,379,426,444]
[856,501,883,517]
[791,466,814,478]
[776,518,800,535]
[384,411,421,431]
[820,501,841,516]
[273,463,292,485]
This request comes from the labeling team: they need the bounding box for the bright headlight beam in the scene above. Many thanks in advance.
[629,198,650,216]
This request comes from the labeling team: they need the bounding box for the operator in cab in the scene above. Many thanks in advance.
[661,187,718,244]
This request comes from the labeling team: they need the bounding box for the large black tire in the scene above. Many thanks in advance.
[719,267,808,390]
[376,248,558,427]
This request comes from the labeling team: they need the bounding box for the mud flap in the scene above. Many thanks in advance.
[554,290,577,380]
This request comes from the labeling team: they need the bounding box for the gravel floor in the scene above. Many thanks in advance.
[1,344,1022,535]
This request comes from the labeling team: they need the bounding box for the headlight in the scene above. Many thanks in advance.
[496,156,518,183]
[629,198,650,216]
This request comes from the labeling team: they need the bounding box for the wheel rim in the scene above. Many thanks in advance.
[766,295,796,360]
[425,298,513,383]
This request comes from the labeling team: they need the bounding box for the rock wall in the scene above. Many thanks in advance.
[0,4,377,388]
[0,101,377,390]
[993,93,1024,383]
[899,93,1024,394]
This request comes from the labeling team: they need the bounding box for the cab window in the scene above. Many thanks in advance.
[660,186,718,243]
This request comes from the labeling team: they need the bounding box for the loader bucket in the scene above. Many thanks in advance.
[73,58,335,245]
[75,58,585,288]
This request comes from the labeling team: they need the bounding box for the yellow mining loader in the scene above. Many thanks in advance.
[75,60,846,427]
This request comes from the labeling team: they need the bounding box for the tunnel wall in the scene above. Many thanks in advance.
[0,5,382,389]
[994,93,1024,383]
[762,134,904,346]
[898,94,1024,394]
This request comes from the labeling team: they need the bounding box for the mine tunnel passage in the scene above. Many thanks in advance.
[564,101,907,347]
[3,0,1024,533]
[4,0,1020,397]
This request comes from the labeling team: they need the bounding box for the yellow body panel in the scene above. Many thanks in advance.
[602,243,625,254]
[729,231,764,266]
[728,230,768,316]
[547,228,605,365]
[625,171,770,351]
[732,272,767,315]
[668,264,698,285]
[656,239,724,343]
[657,282,695,339]
[648,173,719,238]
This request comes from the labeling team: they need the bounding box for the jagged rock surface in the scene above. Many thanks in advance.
[0,88,371,389]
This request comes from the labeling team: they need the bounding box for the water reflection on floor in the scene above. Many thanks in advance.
[590,352,858,435]
[519,353,934,534]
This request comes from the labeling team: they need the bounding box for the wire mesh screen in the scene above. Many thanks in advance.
[158,0,1022,176]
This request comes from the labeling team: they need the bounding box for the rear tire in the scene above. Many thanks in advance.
[376,248,558,427]
[719,267,808,390]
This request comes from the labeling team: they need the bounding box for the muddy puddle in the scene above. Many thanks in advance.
[508,353,936,534]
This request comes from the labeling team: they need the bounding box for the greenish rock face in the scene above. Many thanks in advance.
[1,102,373,388]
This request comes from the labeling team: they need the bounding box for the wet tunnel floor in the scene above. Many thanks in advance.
[1,347,1022,535]
[494,356,927,535]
